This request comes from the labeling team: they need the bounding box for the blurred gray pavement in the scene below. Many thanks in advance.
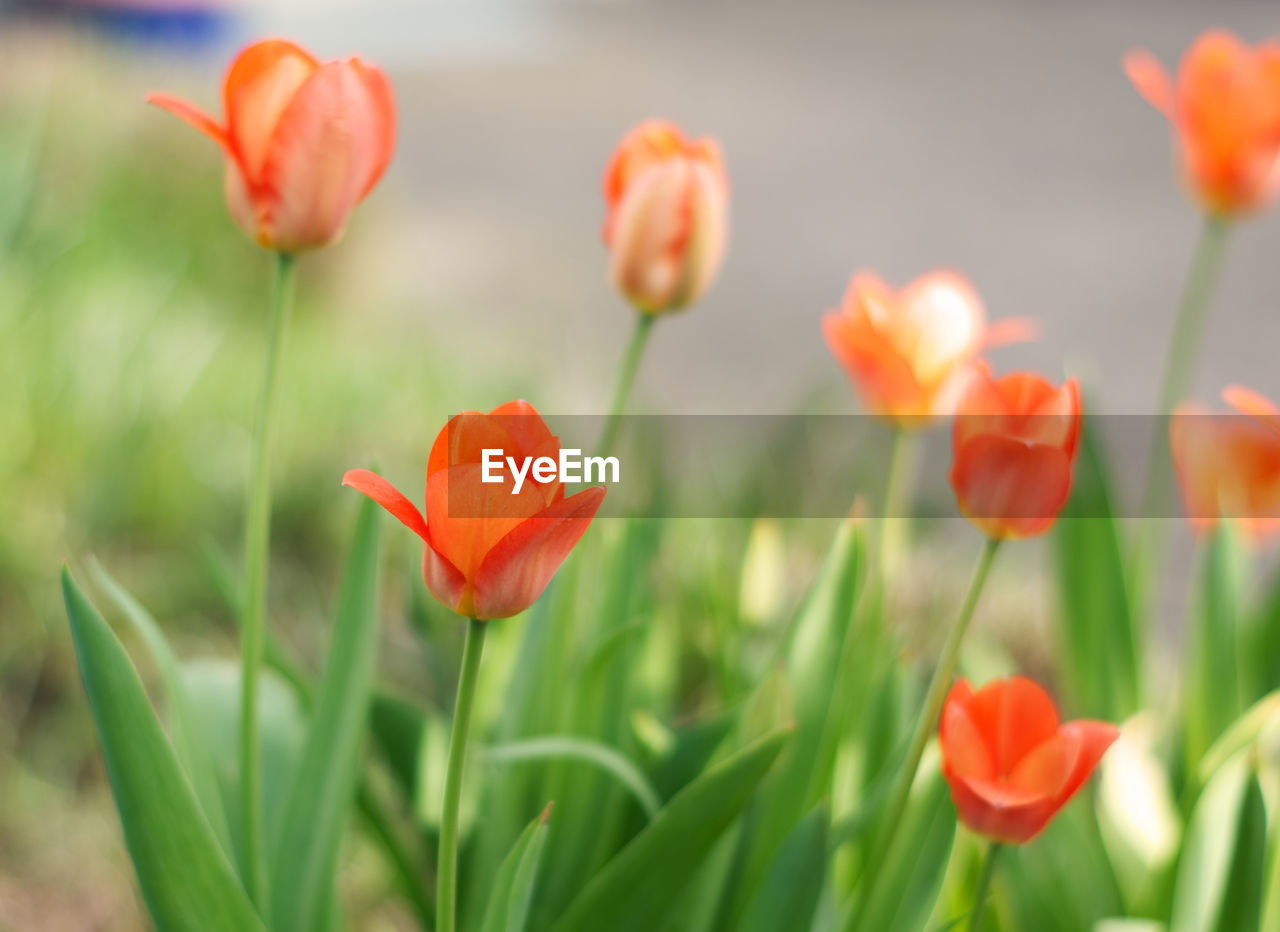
[255,0,1280,417]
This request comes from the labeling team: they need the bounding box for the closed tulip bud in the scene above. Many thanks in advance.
[1170,385,1280,540]
[822,270,1032,423]
[940,676,1118,844]
[603,120,728,314]
[343,401,604,621]
[1126,31,1280,216]
[949,364,1081,539]
[148,39,395,252]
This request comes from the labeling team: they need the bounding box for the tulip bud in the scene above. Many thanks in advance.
[949,364,1081,539]
[603,120,728,314]
[149,39,396,252]
[1125,31,1280,216]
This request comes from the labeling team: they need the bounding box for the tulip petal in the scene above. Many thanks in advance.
[949,774,1058,844]
[425,462,551,588]
[223,39,319,180]
[950,436,1073,539]
[899,271,986,385]
[822,311,928,419]
[473,486,606,620]
[965,676,1060,776]
[342,468,428,540]
[1124,49,1174,119]
[939,682,996,782]
[1224,384,1280,435]
[423,542,469,618]
[347,58,396,199]
[983,316,1037,348]
[146,93,230,151]
[259,60,391,251]
[1050,720,1119,808]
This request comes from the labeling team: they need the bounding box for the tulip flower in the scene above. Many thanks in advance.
[345,401,603,932]
[950,364,1081,540]
[939,676,1118,844]
[148,39,395,252]
[603,119,728,315]
[1170,385,1280,539]
[822,270,1032,423]
[343,400,605,621]
[1125,31,1280,217]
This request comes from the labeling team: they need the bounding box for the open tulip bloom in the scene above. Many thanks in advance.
[148,39,395,252]
[822,270,1032,424]
[1126,31,1280,217]
[940,677,1118,844]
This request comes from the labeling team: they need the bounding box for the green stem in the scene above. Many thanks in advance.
[597,313,656,456]
[849,538,1001,930]
[239,251,297,907]
[879,426,918,581]
[969,842,1002,931]
[437,618,488,932]
[1133,216,1230,605]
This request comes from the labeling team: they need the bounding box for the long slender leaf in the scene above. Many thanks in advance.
[550,726,792,932]
[737,804,828,932]
[1185,525,1244,774]
[484,736,662,819]
[723,518,863,925]
[1171,750,1266,932]
[851,755,955,932]
[62,568,265,932]
[88,558,233,855]
[1052,414,1140,719]
[270,497,381,931]
[479,804,553,932]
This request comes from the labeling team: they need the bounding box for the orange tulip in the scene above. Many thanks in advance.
[603,120,728,314]
[148,39,395,252]
[940,677,1118,844]
[343,401,605,621]
[822,270,1032,423]
[1125,31,1280,215]
[949,364,1081,539]
[1171,385,1280,539]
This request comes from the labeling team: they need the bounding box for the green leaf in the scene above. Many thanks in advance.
[725,518,864,922]
[484,735,662,819]
[479,804,553,932]
[61,568,265,932]
[1185,525,1245,773]
[1171,751,1266,932]
[1051,415,1140,719]
[270,497,381,931]
[737,804,827,932]
[550,726,792,932]
[88,559,232,856]
[852,755,955,932]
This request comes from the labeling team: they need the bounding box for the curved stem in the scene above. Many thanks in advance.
[597,313,655,456]
[437,618,488,932]
[239,251,297,907]
[1133,216,1230,606]
[969,841,1002,931]
[848,538,1001,930]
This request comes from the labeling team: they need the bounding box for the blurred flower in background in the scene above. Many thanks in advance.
[1125,31,1280,216]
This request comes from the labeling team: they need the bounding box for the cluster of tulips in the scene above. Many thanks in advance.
[58,27,1280,932]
